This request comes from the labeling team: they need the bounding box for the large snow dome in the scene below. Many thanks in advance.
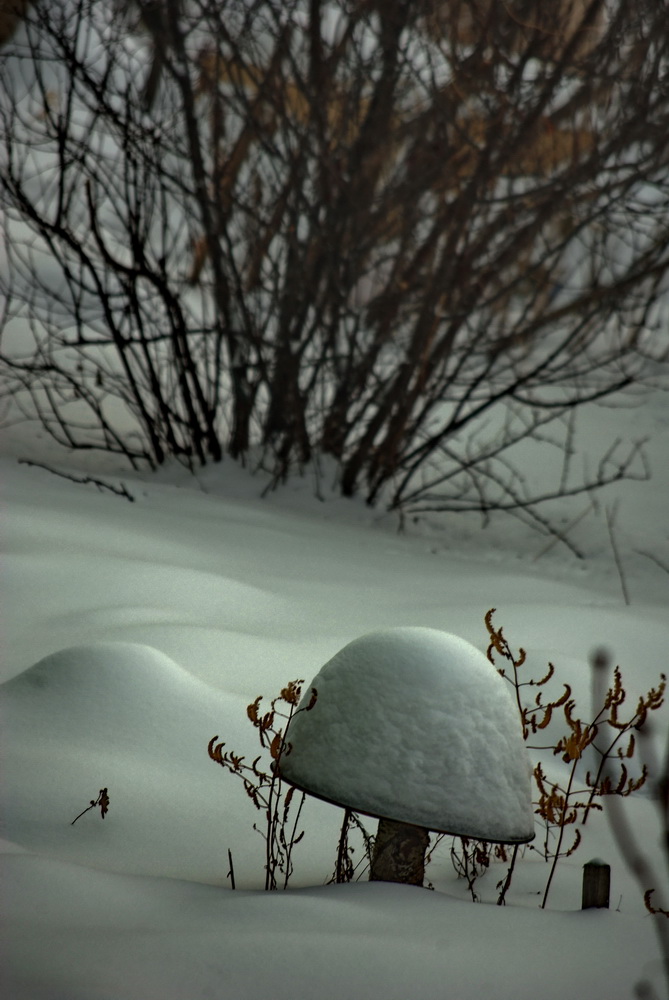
[279,627,535,843]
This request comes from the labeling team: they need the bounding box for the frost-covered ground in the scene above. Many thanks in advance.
[1,385,669,999]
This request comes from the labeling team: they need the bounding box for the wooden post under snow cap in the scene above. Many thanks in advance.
[370,818,430,887]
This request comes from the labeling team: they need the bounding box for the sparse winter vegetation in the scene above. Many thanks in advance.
[209,613,666,914]
[1,0,668,531]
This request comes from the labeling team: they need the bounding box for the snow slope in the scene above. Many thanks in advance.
[1,385,669,998]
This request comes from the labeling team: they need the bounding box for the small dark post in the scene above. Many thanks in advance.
[582,858,610,909]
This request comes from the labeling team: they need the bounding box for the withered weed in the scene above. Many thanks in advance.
[485,608,665,908]
[208,680,316,889]
[71,788,110,826]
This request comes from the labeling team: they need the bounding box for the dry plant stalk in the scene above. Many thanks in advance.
[208,680,316,890]
[71,788,110,825]
[483,608,666,908]
[330,808,375,885]
[450,836,499,901]
[447,832,517,905]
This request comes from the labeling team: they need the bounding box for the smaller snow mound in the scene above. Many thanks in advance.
[280,627,534,842]
[3,642,204,750]
[0,643,253,881]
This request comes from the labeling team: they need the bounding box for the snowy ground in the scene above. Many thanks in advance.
[1,385,669,999]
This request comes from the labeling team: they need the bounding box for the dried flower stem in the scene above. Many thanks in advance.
[71,788,109,825]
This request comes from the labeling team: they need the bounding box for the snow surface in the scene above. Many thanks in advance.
[1,388,669,999]
[280,627,534,841]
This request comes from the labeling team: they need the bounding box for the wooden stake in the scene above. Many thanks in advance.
[582,858,610,909]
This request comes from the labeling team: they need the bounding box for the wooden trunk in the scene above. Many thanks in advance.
[370,818,430,887]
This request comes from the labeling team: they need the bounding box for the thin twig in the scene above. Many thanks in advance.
[605,502,630,605]
[636,550,669,577]
[541,759,580,908]
[533,503,593,561]
[18,459,135,502]
[559,408,577,495]
[496,844,520,906]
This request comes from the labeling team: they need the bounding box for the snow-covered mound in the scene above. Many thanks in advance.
[280,628,534,842]
[0,643,255,882]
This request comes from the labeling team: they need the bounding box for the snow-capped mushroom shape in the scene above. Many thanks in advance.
[279,627,535,845]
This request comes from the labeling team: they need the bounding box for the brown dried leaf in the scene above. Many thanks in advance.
[305,687,318,711]
[645,889,669,917]
[553,684,572,709]
[534,662,555,687]
[564,829,582,856]
[99,788,110,819]
[251,755,264,775]
[247,697,262,726]
[559,720,597,762]
[624,767,648,795]
[535,704,553,730]
[618,732,635,759]
[269,732,283,760]
[615,764,628,794]
[208,736,226,763]
[605,668,625,716]
[280,680,304,705]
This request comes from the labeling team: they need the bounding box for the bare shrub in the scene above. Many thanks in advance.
[1,1,668,526]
